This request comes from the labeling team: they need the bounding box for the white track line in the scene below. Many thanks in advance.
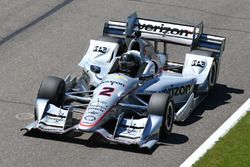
[180,98,250,167]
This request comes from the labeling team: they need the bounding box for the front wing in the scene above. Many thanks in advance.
[21,100,163,149]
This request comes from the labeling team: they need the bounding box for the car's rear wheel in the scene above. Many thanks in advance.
[37,76,65,107]
[148,93,175,139]
[208,61,217,94]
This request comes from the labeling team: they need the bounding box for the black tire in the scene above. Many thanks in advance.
[37,76,65,107]
[208,61,217,94]
[34,108,37,121]
[148,93,175,139]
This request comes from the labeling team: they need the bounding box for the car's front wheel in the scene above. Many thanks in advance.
[148,93,175,139]
[37,76,65,107]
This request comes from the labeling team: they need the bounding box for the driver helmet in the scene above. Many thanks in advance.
[119,52,139,74]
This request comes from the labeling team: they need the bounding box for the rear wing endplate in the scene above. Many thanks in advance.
[103,12,225,55]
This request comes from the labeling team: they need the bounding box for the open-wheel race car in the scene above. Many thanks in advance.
[22,13,226,149]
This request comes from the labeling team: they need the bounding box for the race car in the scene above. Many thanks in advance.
[22,13,225,149]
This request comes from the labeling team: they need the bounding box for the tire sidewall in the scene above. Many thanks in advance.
[160,98,174,137]
[208,61,217,93]
[37,76,65,107]
[54,81,65,106]
[147,93,175,139]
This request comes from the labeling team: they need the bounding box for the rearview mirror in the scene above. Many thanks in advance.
[90,65,101,74]
[139,74,154,80]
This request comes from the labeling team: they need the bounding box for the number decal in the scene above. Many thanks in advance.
[93,46,107,53]
[191,60,206,68]
[99,87,114,97]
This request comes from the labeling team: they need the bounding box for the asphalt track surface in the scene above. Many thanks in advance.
[0,0,250,166]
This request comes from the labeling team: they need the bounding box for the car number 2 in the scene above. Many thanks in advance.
[99,87,114,97]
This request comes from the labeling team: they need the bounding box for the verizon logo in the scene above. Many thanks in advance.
[138,23,193,37]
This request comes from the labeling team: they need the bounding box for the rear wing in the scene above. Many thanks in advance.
[103,13,225,55]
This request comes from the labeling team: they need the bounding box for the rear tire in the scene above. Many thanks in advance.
[34,108,37,121]
[37,76,65,107]
[208,61,217,94]
[148,93,175,139]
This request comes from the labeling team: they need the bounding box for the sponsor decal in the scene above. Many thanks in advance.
[93,46,107,53]
[87,105,106,113]
[84,115,96,122]
[112,75,128,81]
[163,84,193,96]
[45,115,64,122]
[88,111,100,115]
[146,84,193,96]
[89,100,108,106]
[191,60,206,68]
[100,80,125,87]
[38,126,63,132]
[87,102,108,113]
[138,23,193,37]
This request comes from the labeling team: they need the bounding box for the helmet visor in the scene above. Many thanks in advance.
[119,60,135,72]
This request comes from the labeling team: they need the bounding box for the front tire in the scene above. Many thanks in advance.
[148,93,175,139]
[37,76,66,107]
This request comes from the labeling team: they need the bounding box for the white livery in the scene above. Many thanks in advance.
[22,13,226,149]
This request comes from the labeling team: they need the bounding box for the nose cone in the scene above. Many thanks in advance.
[78,112,105,132]
[78,103,111,132]
[78,122,98,132]
[77,73,138,132]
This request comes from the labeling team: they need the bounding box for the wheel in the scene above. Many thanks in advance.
[208,61,217,94]
[148,93,175,139]
[34,108,37,121]
[37,76,66,107]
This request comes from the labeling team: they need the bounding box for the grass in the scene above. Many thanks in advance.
[193,112,250,167]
